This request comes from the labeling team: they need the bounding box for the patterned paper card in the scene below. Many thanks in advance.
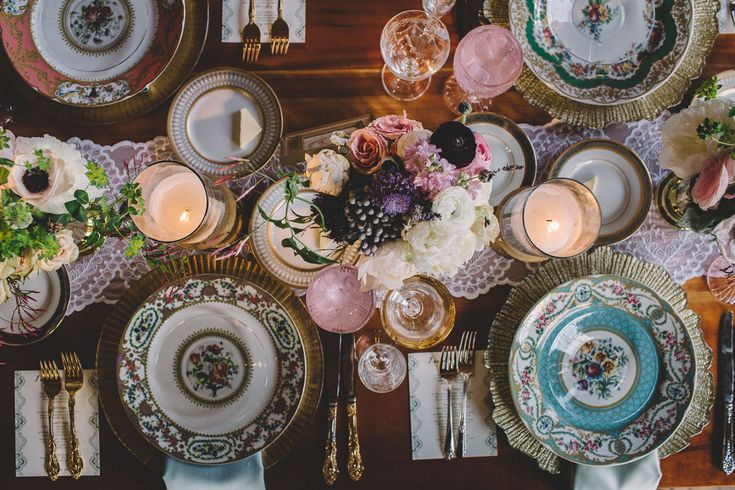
[408,351,498,460]
[719,0,735,34]
[222,0,306,43]
[15,369,101,477]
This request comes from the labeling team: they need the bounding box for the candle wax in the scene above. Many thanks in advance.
[523,185,583,255]
[147,173,207,240]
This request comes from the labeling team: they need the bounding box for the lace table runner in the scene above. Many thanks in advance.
[64,112,719,314]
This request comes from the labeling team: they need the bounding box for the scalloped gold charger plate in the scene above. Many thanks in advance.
[96,256,323,470]
[485,247,713,473]
[484,0,719,127]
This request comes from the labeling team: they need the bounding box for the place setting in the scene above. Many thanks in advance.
[3,1,735,489]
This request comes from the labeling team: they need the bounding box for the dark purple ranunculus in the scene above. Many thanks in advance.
[429,121,477,168]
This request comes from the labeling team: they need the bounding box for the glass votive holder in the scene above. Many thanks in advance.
[493,178,601,262]
[381,275,455,350]
[130,160,243,250]
[356,330,407,393]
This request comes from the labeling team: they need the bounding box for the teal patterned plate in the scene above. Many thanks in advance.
[117,274,305,465]
[509,275,695,466]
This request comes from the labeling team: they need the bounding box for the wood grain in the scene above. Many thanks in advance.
[1,0,734,488]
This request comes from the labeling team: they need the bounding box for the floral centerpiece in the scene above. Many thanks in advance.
[0,126,145,330]
[259,113,517,291]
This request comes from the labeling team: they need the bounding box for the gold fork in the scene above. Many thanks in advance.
[242,0,261,63]
[61,352,84,479]
[270,0,289,55]
[39,360,61,481]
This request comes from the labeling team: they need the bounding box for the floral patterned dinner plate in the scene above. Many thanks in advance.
[0,0,183,107]
[509,275,695,466]
[509,0,690,105]
[117,274,306,464]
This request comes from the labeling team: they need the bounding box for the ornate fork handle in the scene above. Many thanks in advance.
[346,399,364,481]
[457,374,470,458]
[67,393,84,479]
[322,403,339,485]
[443,381,456,460]
[45,397,60,481]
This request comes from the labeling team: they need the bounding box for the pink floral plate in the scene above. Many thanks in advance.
[508,275,695,466]
[117,274,306,464]
[0,0,183,107]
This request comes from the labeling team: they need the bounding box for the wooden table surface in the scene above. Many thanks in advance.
[1,1,734,488]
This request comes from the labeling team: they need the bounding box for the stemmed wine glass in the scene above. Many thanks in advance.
[422,0,457,17]
[443,25,524,114]
[356,330,407,393]
[380,10,451,101]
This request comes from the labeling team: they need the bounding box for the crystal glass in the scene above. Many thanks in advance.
[443,25,524,114]
[422,0,456,17]
[380,10,451,101]
[494,178,601,262]
[131,161,242,250]
[381,275,455,349]
[707,255,735,304]
[356,330,407,393]
[305,264,375,333]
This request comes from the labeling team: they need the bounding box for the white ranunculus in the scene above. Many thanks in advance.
[0,258,17,280]
[471,205,500,251]
[431,186,476,235]
[660,97,733,179]
[9,134,102,214]
[714,215,735,263]
[357,240,417,291]
[395,129,432,160]
[0,278,10,304]
[305,149,351,196]
[12,251,41,278]
[404,221,477,277]
[38,229,79,272]
[471,181,493,207]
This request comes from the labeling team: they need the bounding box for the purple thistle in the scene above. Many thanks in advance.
[381,193,412,216]
[369,163,421,217]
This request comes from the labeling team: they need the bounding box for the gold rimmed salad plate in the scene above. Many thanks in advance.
[547,139,652,245]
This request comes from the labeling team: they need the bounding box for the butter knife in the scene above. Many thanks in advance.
[322,334,341,486]
[343,334,364,481]
[720,311,734,475]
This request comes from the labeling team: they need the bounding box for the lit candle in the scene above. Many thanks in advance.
[523,185,583,255]
[146,171,207,240]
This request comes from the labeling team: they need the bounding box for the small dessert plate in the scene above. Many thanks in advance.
[462,113,537,206]
[548,139,652,245]
[168,68,283,177]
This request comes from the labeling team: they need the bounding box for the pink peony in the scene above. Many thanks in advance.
[368,113,423,141]
[691,154,735,210]
[461,132,493,177]
[347,128,387,174]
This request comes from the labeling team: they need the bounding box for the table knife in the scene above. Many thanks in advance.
[322,334,342,486]
[720,311,734,475]
[343,334,364,481]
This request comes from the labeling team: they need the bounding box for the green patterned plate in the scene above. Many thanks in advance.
[117,274,305,465]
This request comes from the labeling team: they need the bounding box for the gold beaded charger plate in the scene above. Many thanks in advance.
[485,247,713,473]
[167,67,283,178]
[96,256,323,470]
[0,0,208,124]
[483,0,719,127]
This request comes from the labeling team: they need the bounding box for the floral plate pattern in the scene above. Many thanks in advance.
[510,0,690,105]
[509,275,695,465]
[117,275,306,464]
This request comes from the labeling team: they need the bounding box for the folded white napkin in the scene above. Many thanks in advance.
[163,454,265,490]
[574,453,662,490]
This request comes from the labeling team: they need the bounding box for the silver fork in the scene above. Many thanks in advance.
[439,345,458,460]
[457,331,477,458]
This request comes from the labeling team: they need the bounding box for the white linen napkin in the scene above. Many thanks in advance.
[574,453,662,490]
[163,454,265,490]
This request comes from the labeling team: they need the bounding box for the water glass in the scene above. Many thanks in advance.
[305,264,375,333]
[380,10,451,101]
[356,331,407,393]
[443,25,524,114]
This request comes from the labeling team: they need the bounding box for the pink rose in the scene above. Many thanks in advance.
[368,114,423,141]
[691,154,735,210]
[348,128,388,174]
[461,132,493,177]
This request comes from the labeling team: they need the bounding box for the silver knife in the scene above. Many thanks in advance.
[720,311,734,475]
[343,334,364,481]
[321,334,341,486]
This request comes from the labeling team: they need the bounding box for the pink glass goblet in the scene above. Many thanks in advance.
[305,264,375,333]
[443,25,524,114]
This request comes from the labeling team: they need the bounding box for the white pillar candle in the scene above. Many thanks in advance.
[147,172,207,240]
[523,185,583,256]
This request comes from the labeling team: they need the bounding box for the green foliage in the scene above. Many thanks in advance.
[694,76,721,101]
[84,160,109,188]
[1,201,33,230]
[679,195,735,233]
[124,233,146,258]
[0,127,9,150]
[32,149,51,171]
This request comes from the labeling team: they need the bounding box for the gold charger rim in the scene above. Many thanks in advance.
[484,0,720,128]
[484,246,714,473]
[95,255,324,471]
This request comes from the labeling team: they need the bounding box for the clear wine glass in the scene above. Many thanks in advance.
[443,25,524,114]
[380,10,451,101]
[305,264,375,333]
[422,0,457,17]
[707,255,735,304]
[356,330,407,393]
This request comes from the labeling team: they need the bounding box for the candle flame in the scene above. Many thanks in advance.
[179,209,191,223]
[546,219,560,233]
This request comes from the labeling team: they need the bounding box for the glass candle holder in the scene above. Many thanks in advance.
[494,178,601,262]
[381,275,455,350]
[305,264,375,334]
[131,160,242,250]
[356,330,407,393]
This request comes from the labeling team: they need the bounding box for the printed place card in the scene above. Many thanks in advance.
[222,0,306,43]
